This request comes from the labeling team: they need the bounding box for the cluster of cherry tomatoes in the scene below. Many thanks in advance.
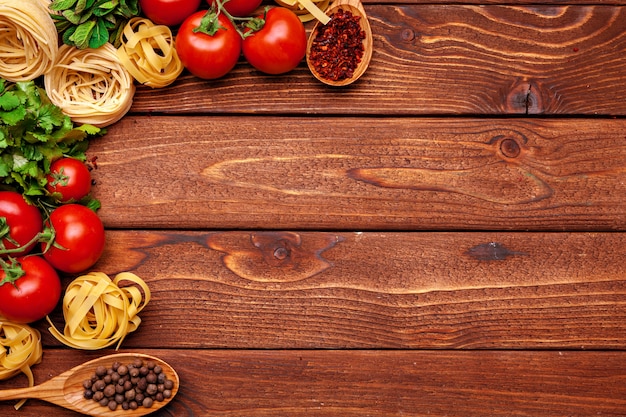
[140,0,308,79]
[0,158,105,324]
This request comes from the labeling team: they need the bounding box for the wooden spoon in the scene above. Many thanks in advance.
[0,353,179,416]
[306,0,373,86]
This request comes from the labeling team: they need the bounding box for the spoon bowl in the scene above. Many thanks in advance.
[306,0,373,86]
[0,353,179,416]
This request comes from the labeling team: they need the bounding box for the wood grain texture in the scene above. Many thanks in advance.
[129,5,626,116]
[2,349,626,416]
[88,116,626,231]
[37,230,626,349]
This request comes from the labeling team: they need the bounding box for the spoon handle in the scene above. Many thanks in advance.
[0,377,65,402]
[0,385,37,401]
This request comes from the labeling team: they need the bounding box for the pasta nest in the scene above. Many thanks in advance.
[0,319,42,410]
[0,0,58,81]
[117,17,184,89]
[44,43,136,127]
[47,271,151,351]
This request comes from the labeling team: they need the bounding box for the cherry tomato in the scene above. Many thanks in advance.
[242,7,306,75]
[43,204,105,274]
[0,191,43,257]
[176,10,242,80]
[139,0,201,26]
[208,0,261,17]
[46,157,92,203]
[0,255,61,323]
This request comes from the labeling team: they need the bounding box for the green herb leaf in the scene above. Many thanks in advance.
[0,79,103,200]
[89,18,110,49]
[50,0,80,11]
[69,20,97,49]
[54,0,139,48]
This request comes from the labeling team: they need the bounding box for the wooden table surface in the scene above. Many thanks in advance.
[2,0,626,415]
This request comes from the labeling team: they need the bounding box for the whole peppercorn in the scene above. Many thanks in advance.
[103,384,116,397]
[117,365,128,376]
[146,372,157,384]
[125,388,136,401]
[95,366,107,377]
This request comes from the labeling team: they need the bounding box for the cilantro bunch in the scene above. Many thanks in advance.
[0,79,103,197]
[50,0,140,49]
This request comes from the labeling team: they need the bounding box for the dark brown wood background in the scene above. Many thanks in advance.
[2,2,625,416]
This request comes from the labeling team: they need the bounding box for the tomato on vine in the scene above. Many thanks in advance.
[0,255,61,323]
[176,10,242,80]
[46,157,93,203]
[140,0,201,26]
[208,0,261,17]
[242,7,306,75]
[43,204,105,274]
[0,191,43,257]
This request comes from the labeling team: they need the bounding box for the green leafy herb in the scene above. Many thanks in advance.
[50,0,140,49]
[0,79,103,199]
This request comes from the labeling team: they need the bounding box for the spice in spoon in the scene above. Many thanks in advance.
[83,357,175,411]
[308,8,366,82]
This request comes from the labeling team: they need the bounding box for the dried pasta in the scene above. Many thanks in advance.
[0,0,58,81]
[275,0,331,23]
[117,17,184,88]
[0,319,43,410]
[47,272,151,350]
[44,43,136,127]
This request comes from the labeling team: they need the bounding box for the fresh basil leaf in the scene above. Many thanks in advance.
[88,19,109,49]
[70,20,97,49]
[50,0,79,11]
[75,0,88,14]
[94,0,117,17]
[62,9,84,25]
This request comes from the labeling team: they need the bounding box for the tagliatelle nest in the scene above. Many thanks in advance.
[117,17,184,89]
[47,272,151,351]
[0,0,58,81]
[0,319,43,410]
[44,43,136,127]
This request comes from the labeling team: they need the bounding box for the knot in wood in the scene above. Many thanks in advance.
[274,246,290,260]
[401,29,415,41]
[505,79,545,114]
[500,138,521,158]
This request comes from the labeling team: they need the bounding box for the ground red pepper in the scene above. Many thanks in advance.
[309,9,366,82]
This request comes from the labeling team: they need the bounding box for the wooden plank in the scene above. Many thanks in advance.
[38,230,626,349]
[2,349,626,416]
[129,5,626,116]
[89,116,626,231]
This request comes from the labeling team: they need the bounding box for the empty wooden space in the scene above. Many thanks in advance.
[1,1,625,416]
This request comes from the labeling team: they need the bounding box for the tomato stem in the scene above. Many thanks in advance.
[209,0,267,39]
[0,257,25,287]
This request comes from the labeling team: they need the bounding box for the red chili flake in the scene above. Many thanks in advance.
[309,9,366,82]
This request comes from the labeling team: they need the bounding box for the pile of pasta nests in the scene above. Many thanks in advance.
[0,0,183,127]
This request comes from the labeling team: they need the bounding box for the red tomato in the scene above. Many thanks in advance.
[176,10,242,80]
[208,0,261,17]
[140,0,201,26]
[242,7,306,75]
[46,157,92,203]
[0,191,43,256]
[0,255,61,323]
[43,204,105,274]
